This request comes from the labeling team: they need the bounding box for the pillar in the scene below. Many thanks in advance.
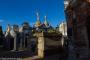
[14,37,16,50]
[37,32,44,58]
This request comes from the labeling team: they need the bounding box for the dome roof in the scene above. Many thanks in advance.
[35,20,41,27]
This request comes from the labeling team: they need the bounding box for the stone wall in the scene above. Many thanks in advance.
[35,32,63,59]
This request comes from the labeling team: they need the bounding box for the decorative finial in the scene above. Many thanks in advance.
[36,12,39,20]
[44,15,47,21]
[44,15,49,27]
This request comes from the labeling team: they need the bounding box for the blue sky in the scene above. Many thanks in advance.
[0,0,65,31]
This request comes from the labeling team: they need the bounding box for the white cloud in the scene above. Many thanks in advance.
[0,20,4,22]
[64,1,69,5]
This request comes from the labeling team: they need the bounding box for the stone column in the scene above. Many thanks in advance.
[37,32,44,58]
[20,38,23,50]
[23,33,26,48]
[20,32,24,50]
[14,36,16,50]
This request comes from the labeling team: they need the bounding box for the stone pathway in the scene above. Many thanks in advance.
[22,56,40,60]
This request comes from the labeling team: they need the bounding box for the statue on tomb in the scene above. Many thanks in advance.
[4,24,14,50]
[11,25,20,51]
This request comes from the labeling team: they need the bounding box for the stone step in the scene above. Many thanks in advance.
[0,50,33,58]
